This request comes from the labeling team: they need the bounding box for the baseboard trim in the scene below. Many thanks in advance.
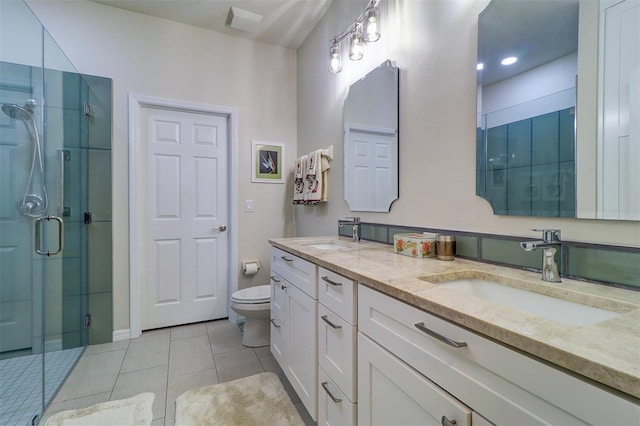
[112,329,131,342]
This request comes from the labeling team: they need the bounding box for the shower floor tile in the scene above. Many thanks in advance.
[0,347,83,426]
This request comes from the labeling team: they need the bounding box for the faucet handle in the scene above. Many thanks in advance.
[532,229,561,243]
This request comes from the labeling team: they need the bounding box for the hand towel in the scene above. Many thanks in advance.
[293,155,307,205]
[320,147,333,202]
[304,150,323,205]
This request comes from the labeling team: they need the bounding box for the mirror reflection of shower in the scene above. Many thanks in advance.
[1,99,48,217]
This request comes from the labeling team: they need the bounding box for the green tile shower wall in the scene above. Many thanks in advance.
[346,222,639,290]
[81,74,113,345]
[477,107,576,218]
[55,67,113,345]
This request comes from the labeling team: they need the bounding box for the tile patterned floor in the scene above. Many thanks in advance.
[0,347,84,426]
[40,320,315,425]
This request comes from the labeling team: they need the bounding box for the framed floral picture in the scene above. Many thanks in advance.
[252,141,284,183]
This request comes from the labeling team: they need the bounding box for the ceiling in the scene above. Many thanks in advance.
[478,0,579,86]
[92,0,334,49]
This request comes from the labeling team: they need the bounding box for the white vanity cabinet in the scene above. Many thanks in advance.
[358,284,640,426]
[269,272,287,367]
[358,332,477,426]
[270,247,318,420]
[317,267,358,425]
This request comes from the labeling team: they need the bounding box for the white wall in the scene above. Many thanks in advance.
[27,0,298,332]
[296,0,640,247]
[482,52,577,115]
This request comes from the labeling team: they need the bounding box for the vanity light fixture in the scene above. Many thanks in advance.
[349,31,364,61]
[501,56,518,66]
[329,44,343,73]
[364,6,380,42]
[329,0,382,73]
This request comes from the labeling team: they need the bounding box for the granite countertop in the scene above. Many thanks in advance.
[269,236,640,399]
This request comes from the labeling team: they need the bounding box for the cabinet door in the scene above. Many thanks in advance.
[270,313,286,366]
[285,281,318,421]
[358,333,472,426]
[319,368,357,426]
[318,304,357,402]
[270,273,286,319]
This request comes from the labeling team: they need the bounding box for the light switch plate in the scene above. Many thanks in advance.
[245,200,254,212]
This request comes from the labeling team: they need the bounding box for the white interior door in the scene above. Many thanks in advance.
[344,125,398,212]
[141,107,228,330]
[0,89,34,353]
[600,0,640,220]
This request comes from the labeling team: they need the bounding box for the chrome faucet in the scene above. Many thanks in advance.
[339,217,361,242]
[520,229,562,283]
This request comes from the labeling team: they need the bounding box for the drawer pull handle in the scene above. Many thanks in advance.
[270,318,281,328]
[321,315,342,329]
[280,256,294,262]
[441,415,457,426]
[320,315,342,330]
[270,275,281,283]
[414,322,467,348]
[281,284,287,290]
[321,381,342,403]
[321,276,343,287]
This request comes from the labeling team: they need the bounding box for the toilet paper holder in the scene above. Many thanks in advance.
[242,260,261,275]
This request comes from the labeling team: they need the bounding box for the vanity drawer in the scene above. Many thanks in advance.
[358,332,471,426]
[318,368,357,426]
[318,304,357,403]
[271,247,317,299]
[358,284,638,425]
[318,267,357,325]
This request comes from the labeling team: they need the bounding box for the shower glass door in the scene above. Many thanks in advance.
[0,1,90,424]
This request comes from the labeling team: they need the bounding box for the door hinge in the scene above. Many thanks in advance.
[83,102,93,117]
[84,314,92,328]
[84,211,93,224]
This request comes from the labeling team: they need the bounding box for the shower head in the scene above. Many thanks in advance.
[1,99,36,121]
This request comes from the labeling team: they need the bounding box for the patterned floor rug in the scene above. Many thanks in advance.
[44,392,154,426]
[174,372,304,426]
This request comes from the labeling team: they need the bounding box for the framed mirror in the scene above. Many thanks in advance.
[344,60,399,212]
[476,0,639,221]
[476,0,579,218]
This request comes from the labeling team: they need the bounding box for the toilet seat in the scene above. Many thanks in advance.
[231,285,270,304]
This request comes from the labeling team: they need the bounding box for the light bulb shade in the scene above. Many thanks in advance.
[364,7,380,42]
[329,44,342,73]
[349,31,364,61]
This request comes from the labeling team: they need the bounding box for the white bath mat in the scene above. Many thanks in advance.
[44,392,154,426]
[175,372,304,426]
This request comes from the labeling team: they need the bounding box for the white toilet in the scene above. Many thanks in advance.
[230,285,271,347]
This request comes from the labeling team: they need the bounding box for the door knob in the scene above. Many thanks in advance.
[215,225,227,232]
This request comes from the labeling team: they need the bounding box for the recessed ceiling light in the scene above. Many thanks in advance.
[477,63,484,71]
[501,56,518,66]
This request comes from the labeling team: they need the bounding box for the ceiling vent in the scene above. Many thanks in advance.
[225,7,263,33]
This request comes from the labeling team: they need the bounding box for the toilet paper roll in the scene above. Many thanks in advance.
[243,262,260,276]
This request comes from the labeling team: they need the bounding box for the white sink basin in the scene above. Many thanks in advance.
[438,279,619,326]
[306,242,351,250]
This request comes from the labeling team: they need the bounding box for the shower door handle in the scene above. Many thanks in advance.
[35,216,64,256]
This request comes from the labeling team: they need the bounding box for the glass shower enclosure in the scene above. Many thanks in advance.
[0,1,112,424]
